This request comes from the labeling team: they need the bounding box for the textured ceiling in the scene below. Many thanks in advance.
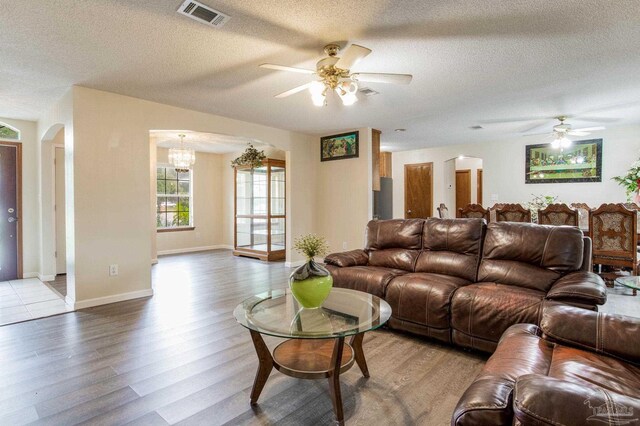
[1,0,640,150]
[151,130,271,154]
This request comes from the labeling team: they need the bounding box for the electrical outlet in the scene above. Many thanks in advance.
[342,242,348,250]
[109,264,118,276]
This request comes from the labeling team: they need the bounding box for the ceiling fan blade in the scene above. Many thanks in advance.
[335,44,372,70]
[259,64,316,74]
[571,126,605,132]
[274,82,314,98]
[573,116,619,123]
[522,131,553,137]
[567,131,590,136]
[479,116,556,124]
[351,72,412,85]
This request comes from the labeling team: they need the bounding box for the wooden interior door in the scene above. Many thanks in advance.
[0,142,21,281]
[477,169,483,205]
[404,162,433,218]
[456,169,471,212]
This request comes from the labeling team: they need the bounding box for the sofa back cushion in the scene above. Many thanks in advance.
[478,222,584,292]
[415,218,486,281]
[366,219,423,271]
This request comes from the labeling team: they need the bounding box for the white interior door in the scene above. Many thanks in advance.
[55,147,66,275]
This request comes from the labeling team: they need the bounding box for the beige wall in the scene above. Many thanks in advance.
[155,148,225,254]
[316,128,373,254]
[0,117,39,277]
[392,126,640,218]
[61,86,316,306]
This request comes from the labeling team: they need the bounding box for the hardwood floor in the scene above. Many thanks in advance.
[3,250,636,425]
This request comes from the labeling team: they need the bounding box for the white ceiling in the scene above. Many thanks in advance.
[151,130,271,153]
[1,0,640,151]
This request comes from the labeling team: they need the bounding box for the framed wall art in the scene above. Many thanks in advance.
[320,131,359,162]
[525,138,602,184]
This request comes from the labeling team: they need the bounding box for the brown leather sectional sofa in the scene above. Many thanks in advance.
[452,303,640,425]
[325,218,607,352]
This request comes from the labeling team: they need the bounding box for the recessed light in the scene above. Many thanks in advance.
[394,128,406,132]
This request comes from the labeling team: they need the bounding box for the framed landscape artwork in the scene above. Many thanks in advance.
[320,131,359,162]
[525,138,603,184]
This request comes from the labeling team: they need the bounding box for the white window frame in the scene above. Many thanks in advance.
[156,164,194,230]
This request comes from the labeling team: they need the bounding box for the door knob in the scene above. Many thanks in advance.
[407,210,412,213]
[7,217,17,223]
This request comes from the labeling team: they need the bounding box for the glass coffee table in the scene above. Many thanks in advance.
[234,287,391,425]
[615,276,639,296]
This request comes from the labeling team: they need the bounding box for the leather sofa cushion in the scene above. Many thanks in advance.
[368,248,419,271]
[478,223,584,292]
[452,324,553,426]
[416,218,486,282]
[365,219,423,250]
[386,273,471,329]
[548,345,640,398]
[514,375,640,426]
[324,249,369,267]
[451,283,545,345]
[325,265,406,298]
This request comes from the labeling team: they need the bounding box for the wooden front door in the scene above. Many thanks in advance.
[477,169,483,205]
[456,169,471,213]
[0,143,21,281]
[404,162,433,218]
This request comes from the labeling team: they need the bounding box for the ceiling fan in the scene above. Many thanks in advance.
[259,43,413,106]
[523,116,605,149]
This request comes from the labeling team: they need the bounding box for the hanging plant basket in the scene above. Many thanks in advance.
[231,144,266,170]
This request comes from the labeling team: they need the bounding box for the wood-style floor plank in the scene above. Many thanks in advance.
[0,250,490,425]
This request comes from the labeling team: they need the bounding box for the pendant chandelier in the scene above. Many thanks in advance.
[168,133,195,173]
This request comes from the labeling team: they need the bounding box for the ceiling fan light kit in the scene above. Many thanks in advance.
[260,43,412,107]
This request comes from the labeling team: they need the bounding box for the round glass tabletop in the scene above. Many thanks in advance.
[233,287,392,339]
[615,276,640,290]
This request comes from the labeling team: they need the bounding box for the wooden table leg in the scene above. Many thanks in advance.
[350,333,369,378]
[249,330,273,405]
[328,336,345,425]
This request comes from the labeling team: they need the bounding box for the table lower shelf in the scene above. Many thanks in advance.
[273,339,355,379]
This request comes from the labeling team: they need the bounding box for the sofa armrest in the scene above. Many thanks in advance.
[324,249,369,267]
[514,375,640,426]
[541,304,640,364]
[545,271,607,305]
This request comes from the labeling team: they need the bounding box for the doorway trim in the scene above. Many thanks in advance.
[0,140,23,279]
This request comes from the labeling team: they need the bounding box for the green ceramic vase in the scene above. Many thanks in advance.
[289,259,333,309]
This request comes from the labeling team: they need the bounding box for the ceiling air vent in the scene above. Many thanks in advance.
[177,0,230,27]
[359,87,379,96]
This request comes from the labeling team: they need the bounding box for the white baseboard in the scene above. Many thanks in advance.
[69,288,154,310]
[157,245,233,256]
[22,272,39,279]
[37,273,56,281]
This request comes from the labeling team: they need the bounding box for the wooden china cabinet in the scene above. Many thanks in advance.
[233,159,286,261]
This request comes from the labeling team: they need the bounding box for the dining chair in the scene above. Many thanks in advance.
[589,203,639,275]
[458,204,489,221]
[437,203,450,219]
[570,202,591,232]
[538,203,579,226]
[488,203,505,223]
[495,203,531,223]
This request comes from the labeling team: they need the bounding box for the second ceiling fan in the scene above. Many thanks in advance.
[525,116,605,149]
[260,43,413,106]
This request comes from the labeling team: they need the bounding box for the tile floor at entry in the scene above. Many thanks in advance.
[0,278,72,326]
